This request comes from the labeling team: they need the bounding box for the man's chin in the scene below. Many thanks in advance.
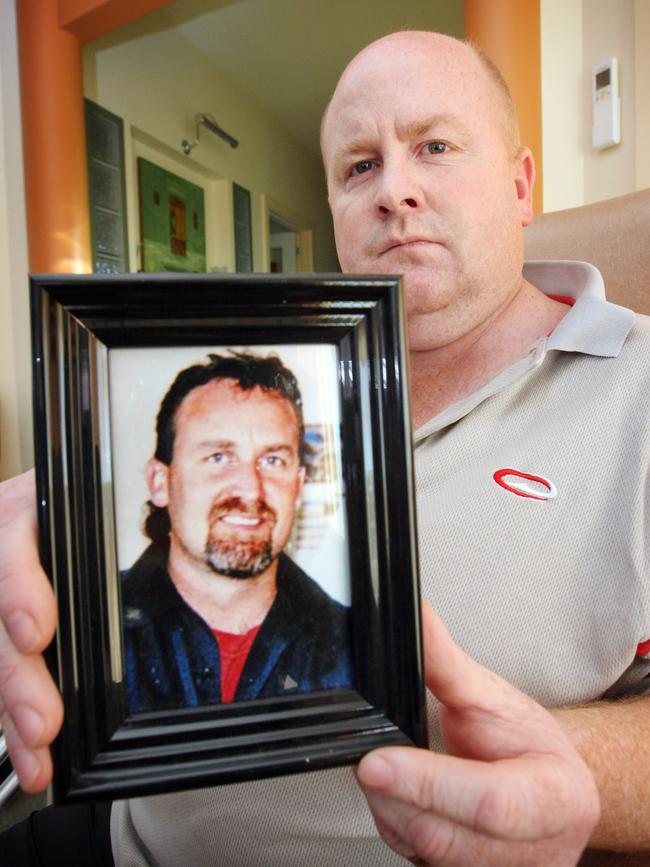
[403,273,456,314]
[205,543,274,579]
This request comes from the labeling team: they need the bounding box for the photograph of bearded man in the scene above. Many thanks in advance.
[120,351,353,714]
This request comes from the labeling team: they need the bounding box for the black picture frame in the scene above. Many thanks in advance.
[30,273,426,804]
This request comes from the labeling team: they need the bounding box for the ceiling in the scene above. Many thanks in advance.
[123,0,464,158]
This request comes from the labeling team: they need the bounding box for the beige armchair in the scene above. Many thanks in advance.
[524,189,650,315]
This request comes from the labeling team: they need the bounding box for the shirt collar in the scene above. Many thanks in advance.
[414,261,635,441]
[524,260,634,356]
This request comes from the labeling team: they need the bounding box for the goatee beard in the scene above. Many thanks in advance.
[206,541,274,579]
[205,496,276,579]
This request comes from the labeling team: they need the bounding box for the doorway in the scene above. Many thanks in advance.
[269,212,296,273]
[265,202,313,273]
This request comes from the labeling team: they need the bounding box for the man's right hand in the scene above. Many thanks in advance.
[0,469,62,792]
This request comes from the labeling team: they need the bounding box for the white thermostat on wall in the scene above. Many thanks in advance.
[592,57,621,150]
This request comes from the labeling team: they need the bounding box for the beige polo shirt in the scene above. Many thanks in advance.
[112,261,650,867]
[415,260,650,746]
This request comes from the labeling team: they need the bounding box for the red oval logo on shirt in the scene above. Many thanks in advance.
[493,469,558,501]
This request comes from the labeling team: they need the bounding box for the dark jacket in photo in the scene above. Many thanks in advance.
[121,544,354,713]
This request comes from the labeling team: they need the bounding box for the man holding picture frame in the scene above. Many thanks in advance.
[1,28,649,867]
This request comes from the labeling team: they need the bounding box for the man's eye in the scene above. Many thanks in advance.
[262,455,285,468]
[423,141,449,155]
[350,159,376,176]
[207,453,227,464]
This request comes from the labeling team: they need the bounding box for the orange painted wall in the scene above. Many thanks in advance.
[464,0,543,213]
[16,0,91,272]
[16,0,171,273]
[59,0,176,46]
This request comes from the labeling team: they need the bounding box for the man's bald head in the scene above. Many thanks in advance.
[317,28,536,352]
[321,31,520,162]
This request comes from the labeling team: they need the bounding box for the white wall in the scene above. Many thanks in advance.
[582,0,636,203]
[540,0,585,211]
[0,0,31,479]
[83,24,338,272]
[634,0,650,190]
[540,0,646,212]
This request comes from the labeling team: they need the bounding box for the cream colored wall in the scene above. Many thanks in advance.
[582,0,636,203]
[634,0,650,190]
[540,0,584,211]
[83,25,338,272]
[540,0,647,212]
[0,0,31,480]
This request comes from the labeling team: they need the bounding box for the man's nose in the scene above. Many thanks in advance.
[374,158,422,218]
[229,460,263,499]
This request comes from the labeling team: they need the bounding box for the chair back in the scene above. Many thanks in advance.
[524,189,650,315]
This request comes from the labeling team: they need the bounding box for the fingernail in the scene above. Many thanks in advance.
[13,748,40,790]
[13,705,45,746]
[5,611,38,650]
[359,753,393,788]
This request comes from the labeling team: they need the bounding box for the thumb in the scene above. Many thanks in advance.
[421,602,534,717]
[0,470,57,654]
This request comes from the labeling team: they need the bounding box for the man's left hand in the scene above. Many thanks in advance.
[356,603,600,866]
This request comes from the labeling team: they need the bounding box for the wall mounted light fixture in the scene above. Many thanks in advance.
[182,113,239,155]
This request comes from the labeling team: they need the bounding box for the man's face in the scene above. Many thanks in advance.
[322,33,534,351]
[148,378,304,579]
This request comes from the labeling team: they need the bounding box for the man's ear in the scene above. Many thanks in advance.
[513,147,535,227]
[146,458,170,508]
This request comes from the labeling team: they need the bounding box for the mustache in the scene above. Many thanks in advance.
[207,496,276,524]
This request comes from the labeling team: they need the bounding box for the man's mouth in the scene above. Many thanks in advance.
[380,237,438,256]
[210,497,276,532]
[205,497,277,579]
[221,514,265,528]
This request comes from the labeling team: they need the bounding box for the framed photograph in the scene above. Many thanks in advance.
[137,157,206,272]
[31,273,425,804]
